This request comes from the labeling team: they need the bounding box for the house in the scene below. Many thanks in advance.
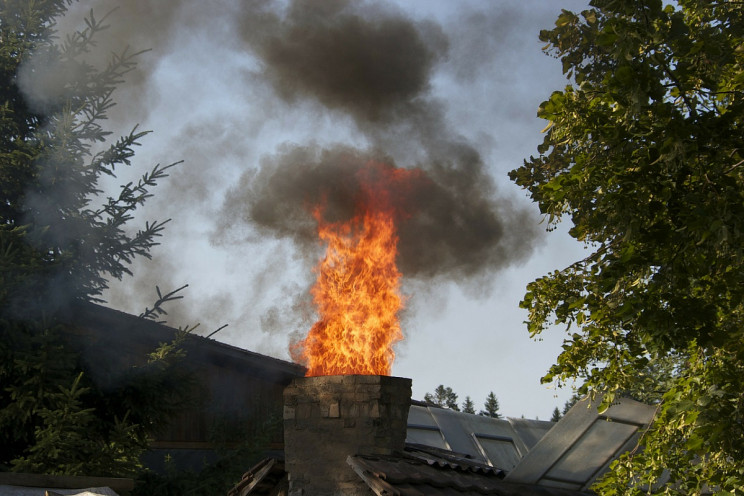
[230,375,656,496]
[54,303,656,493]
[59,302,305,471]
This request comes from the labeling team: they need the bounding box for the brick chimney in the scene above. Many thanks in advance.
[283,375,411,496]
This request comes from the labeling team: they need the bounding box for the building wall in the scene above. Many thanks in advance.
[63,303,305,471]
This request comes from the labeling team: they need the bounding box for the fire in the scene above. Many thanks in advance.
[292,161,423,376]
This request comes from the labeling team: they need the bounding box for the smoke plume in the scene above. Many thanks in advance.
[238,0,447,124]
[216,0,539,286]
[18,0,551,337]
[217,143,536,283]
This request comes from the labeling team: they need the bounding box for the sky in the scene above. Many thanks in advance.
[49,0,593,420]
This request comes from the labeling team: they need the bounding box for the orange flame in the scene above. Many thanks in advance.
[292,161,423,376]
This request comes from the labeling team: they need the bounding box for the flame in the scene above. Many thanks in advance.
[292,161,423,376]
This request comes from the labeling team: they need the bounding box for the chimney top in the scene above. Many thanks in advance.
[283,375,411,495]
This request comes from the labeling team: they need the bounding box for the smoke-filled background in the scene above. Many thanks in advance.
[34,0,591,418]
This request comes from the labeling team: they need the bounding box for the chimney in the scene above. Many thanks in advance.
[283,375,412,495]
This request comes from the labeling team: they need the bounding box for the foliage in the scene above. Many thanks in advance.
[550,407,562,423]
[0,0,191,477]
[0,308,193,476]
[510,0,744,492]
[134,416,282,496]
[479,391,501,418]
[550,393,581,422]
[424,385,459,411]
[424,387,503,418]
[1,1,178,315]
[11,373,142,476]
[620,353,684,405]
[0,319,80,468]
[461,396,476,414]
[561,393,581,416]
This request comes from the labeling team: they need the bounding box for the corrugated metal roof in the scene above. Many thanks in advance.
[348,450,594,496]
[403,445,504,477]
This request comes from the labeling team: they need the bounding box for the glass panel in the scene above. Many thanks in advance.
[475,436,521,471]
[406,427,449,450]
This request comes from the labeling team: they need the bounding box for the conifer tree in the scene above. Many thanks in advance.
[462,396,476,414]
[550,407,561,423]
[479,392,501,418]
[0,1,190,476]
[424,385,460,411]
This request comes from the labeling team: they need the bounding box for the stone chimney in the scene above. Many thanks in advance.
[283,375,412,496]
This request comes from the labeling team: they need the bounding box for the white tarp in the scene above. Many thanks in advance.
[0,485,119,496]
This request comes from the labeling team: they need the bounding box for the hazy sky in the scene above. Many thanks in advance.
[52,0,592,419]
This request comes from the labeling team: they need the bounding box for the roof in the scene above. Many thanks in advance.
[408,395,656,492]
[348,448,593,496]
[233,395,656,496]
[228,458,287,496]
[232,445,592,496]
[61,302,306,381]
[505,395,657,491]
[407,403,553,471]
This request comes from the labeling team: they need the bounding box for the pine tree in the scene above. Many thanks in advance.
[1,3,177,315]
[0,2,191,476]
[561,394,580,416]
[479,392,501,418]
[462,396,476,414]
[424,385,459,411]
[550,407,561,423]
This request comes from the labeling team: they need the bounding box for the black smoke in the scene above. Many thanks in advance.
[24,0,550,334]
[217,143,536,283]
[239,0,447,124]
[215,0,539,286]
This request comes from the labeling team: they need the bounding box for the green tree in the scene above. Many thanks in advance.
[461,396,476,414]
[478,392,501,418]
[510,0,744,493]
[550,407,562,423]
[134,415,282,496]
[0,1,190,476]
[561,394,580,416]
[621,353,684,405]
[1,3,175,315]
[550,393,581,422]
[424,385,460,411]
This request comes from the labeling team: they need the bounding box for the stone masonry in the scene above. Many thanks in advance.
[283,375,412,496]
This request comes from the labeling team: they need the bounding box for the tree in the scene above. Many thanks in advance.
[424,385,459,411]
[1,3,175,315]
[561,394,580,416]
[621,353,684,405]
[479,392,501,418]
[462,396,476,414]
[0,1,189,476]
[550,393,581,423]
[510,1,744,493]
[550,407,561,423]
